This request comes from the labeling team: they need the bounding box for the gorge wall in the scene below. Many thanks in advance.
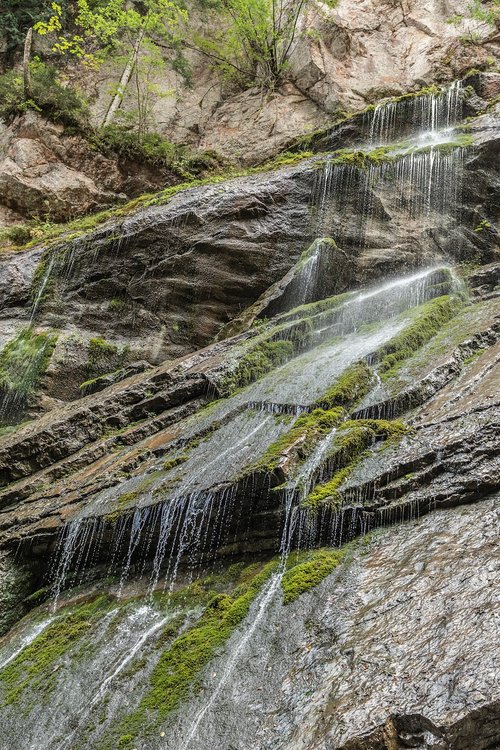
[0,7,499,750]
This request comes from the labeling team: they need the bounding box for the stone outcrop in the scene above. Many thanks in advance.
[0,112,182,226]
[101,0,500,162]
[2,0,499,227]
[0,28,498,747]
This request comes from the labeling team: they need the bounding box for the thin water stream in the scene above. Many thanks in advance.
[0,79,475,750]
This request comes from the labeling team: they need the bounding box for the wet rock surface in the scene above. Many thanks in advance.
[0,65,498,750]
[0,102,498,411]
[119,496,500,750]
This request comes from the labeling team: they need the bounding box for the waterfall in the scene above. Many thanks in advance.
[0,74,480,750]
[368,80,464,144]
[49,264,458,602]
[315,81,466,252]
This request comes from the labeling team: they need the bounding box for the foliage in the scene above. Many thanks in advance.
[91,124,224,178]
[0,225,34,247]
[0,0,54,58]
[189,0,309,88]
[449,0,500,26]
[281,548,346,604]
[0,58,89,127]
[447,0,500,42]
[35,0,187,133]
[35,0,185,64]
[474,218,492,232]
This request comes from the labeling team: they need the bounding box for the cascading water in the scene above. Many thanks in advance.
[367,80,464,145]
[314,81,467,252]
[49,263,457,604]
[0,77,477,750]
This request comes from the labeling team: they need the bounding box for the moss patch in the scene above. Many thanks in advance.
[304,419,408,509]
[375,295,461,378]
[221,338,296,394]
[275,289,354,324]
[0,595,112,704]
[253,406,345,474]
[314,361,373,409]
[282,548,347,604]
[0,328,57,421]
[331,146,394,168]
[116,560,278,742]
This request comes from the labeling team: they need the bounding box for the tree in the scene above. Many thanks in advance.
[187,0,309,89]
[34,0,186,130]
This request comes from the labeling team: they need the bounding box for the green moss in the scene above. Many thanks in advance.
[78,371,119,393]
[410,133,474,156]
[24,587,50,605]
[253,407,345,473]
[375,295,461,378]
[0,328,57,419]
[314,361,373,409]
[304,419,408,509]
[331,146,394,168]
[85,337,128,381]
[275,289,354,324]
[463,347,486,365]
[387,83,442,103]
[221,339,295,394]
[281,548,347,604]
[0,595,112,704]
[117,560,278,740]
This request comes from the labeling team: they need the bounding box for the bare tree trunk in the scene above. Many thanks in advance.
[102,31,144,127]
[23,27,33,100]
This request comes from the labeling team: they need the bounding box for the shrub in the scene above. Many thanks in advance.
[0,225,34,246]
[0,59,89,128]
[91,125,225,179]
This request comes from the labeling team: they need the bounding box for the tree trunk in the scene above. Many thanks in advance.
[23,27,33,101]
[102,31,144,127]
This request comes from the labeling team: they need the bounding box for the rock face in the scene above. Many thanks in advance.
[145,496,500,750]
[2,0,499,226]
[88,0,500,162]
[0,112,180,226]
[0,74,499,421]
[0,48,498,750]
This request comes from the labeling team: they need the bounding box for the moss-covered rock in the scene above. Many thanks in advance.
[375,295,462,378]
[304,419,408,509]
[281,548,347,604]
[114,560,278,744]
[0,328,57,423]
[0,595,113,704]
